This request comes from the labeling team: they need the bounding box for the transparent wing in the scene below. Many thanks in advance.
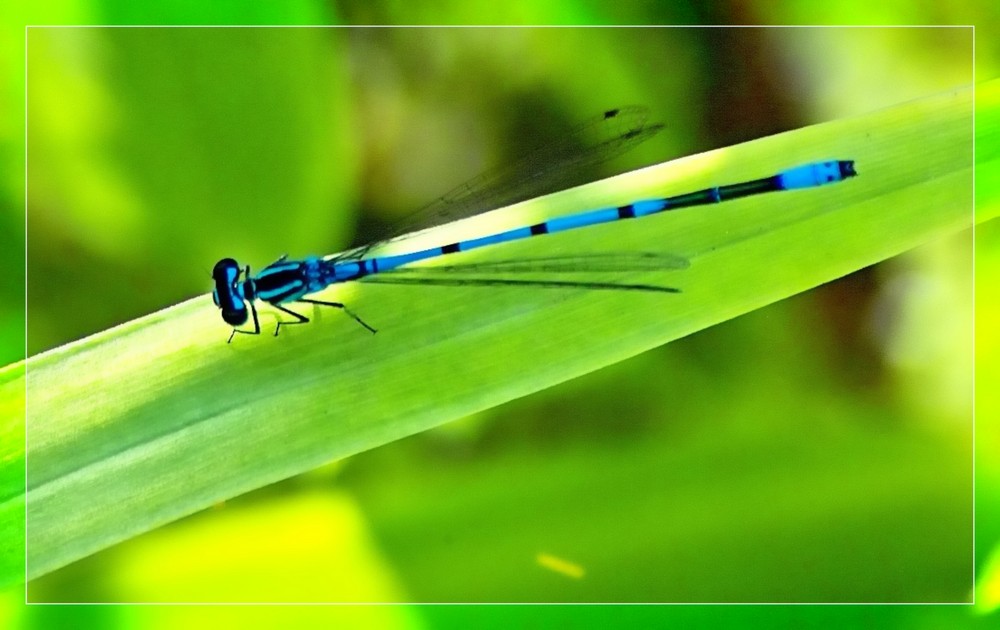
[358,276,681,293]
[361,252,689,275]
[335,106,664,262]
[358,252,688,293]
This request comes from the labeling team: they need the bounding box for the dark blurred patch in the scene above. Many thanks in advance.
[814,267,885,391]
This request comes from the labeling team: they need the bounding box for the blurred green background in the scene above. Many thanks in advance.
[1,1,994,628]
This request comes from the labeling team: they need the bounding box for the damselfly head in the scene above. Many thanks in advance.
[212,258,249,325]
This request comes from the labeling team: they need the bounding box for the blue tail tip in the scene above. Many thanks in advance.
[839,160,857,178]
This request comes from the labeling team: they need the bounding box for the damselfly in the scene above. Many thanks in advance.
[212,108,856,343]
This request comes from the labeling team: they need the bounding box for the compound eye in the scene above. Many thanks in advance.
[222,307,248,325]
[213,258,240,283]
[212,258,245,315]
